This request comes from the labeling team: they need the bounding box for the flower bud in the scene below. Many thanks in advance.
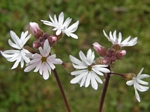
[122,73,136,80]
[24,46,35,53]
[48,36,57,46]
[41,33,50,40]
[93,42,106,57]
[33,41,41,49]
[29,22,43,39]
[38,33,50,47]
[62,62,75,73]
[103,57,111,64]
[116,50,126,59]
[95,57,104,64]
[108,48,115,54]
[53,31,64,40]
[111,56,116,62]
[112,44,121,51]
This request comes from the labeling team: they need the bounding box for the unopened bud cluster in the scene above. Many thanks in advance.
[30,22,59,49]
[93,42,126,64]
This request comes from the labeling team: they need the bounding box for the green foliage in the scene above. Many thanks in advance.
[0,0,150,112]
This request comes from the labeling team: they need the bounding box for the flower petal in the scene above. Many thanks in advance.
[126,80,134,86]
[11,58,21,69]
[10,31,21,48]
[135,89,141,102]
[43,63,50,80]
[70,74,85,84]
[91,77,98,90]
[69,55,84,65]
[85,72,91,88]
[71,70,88,76]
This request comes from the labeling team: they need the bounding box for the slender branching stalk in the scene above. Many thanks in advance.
[53,69,71,112]
[98,66,111,112]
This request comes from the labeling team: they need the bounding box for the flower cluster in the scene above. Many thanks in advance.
[1,11,150,111]
[1,12,79,80]
[93,30,137,64]
[24,40,62,80]
[68,30,149,101]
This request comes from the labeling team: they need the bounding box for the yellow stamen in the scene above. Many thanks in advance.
[88,66,92,71]
[41,57,47,62]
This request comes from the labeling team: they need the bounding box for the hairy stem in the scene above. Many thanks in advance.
[53,69,71,112]
[98,69,111,112]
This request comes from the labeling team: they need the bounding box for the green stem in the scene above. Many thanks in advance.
[53,69,71,112]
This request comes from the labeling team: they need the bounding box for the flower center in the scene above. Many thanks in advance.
[88,66,92,71]
[41,57,47,62]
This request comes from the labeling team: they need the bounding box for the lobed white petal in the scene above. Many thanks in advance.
[79,73,87,87]
[62,18,72,28]
[91,76,98,90]
[103,30,138,47]
[69,55,84,65]
[8,39,21,49]
[135,89,141,102]
[70,74,85,84]
[92,72,103,84]
[137,79,149,85]
[58,12,64,26]
[126,80,134,86]
[138,74,150,79]
[10,31,21,48]
[71,70,88,76]
[42,63,50,80]
[11,58,21,69]
[33,61,42,72]
[86,49,95,64]
[79,50,88,65]
[85,72,91,88]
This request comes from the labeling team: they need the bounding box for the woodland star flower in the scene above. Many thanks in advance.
[1,30,31,69]
[41,12,79,39]
[69,49,110,90]
[24,39,62,80]
[103,30,138,47]
[126,68,150,102]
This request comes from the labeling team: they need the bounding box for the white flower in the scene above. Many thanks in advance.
[24,39,62,80]
[1,30,31,69]
[69,49,110,90]
[126,68,150,102]
[41,12,79,39]
[103,30,138,47]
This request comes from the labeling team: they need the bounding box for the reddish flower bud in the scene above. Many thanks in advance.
[93,42,106,57]
[29,22,43,39]
[37,33,50,47]
[48,36,57,46]
[116,50,126,59]
[33,41,41,49]
[103,57,111,64]
[111,56,116,62]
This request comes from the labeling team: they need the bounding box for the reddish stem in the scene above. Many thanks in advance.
[53,69,71,112]
[98,67,111,112]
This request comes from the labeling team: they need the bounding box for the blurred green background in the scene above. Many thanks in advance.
[0,0,150,112]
